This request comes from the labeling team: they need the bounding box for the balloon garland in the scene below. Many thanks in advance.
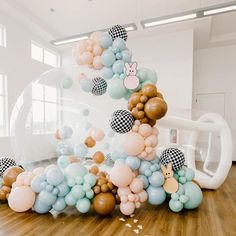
[0,25,203,217]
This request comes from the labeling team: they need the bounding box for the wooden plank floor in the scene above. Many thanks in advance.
[0,164,236,236]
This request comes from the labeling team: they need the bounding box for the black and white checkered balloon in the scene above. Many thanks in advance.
[0,157,17,176]
[92,77,107,96]
[108,25,128,41]
[110,110,134,134]
[160,148,185,171]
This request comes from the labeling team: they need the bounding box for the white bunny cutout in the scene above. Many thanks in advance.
[123,62,140,90]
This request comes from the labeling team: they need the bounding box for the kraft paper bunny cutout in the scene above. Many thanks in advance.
[123,62,140,90]
[161,162,178,194]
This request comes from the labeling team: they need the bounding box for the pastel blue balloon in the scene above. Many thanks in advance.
[57,155,70,169]
[71,185,85,200]
[65,193,77,206]
[112,38,126,51]
[46,184,53,192]
[52,187,59,195]
[177,183,185,195]
[112,46,119,54]
[59,126,73,139]
[112,60,125,74]
[46,168,64,186]
[139,68,157,84]
[179,176,187,184]
[0,177,3,188]
[61,77,73,89]
[57,181,70,197]
[125,156,141,170]
[67,178,76,187]
[65,163,88,180]
[111,150,127,161]
[53,197,67,212]
[169,199,183,212]
[112,73,120,79]
[75,176,84,185]
[139,161,152,175]
[44,164,58,174]
[40,181,47,189]
[147,186,166,205]
[121,50,132,62]
[179,195,189,204]
[124,91,132,101]
[56,141,72,155]
[177,169,185,177]
[144,169,152,177]
[31,175,44,193]
[148,171,165,187]
[83,183,91,192]
[82,108,90,116]
[101,50,116,67]
[116,52,122,60]
[171,193,179,201]
[137,69,147,82]
[99,33,113,48]
[34,199,51,214]
[84,173,96,186]
[183,182,203,209]
[101,67,114,79]
[185,168,195,181]
[74,143,88,158]
[86,190,94,199]
[76,198,91,213]
[38,190,57,206]
[138,175,149,189]
[119,73,125,79]
[80,78,93,93]
[150,164,158,172]
[108,78,128,99]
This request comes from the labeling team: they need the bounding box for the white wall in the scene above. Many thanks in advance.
[0,9,60,157]
[193,45,236,159]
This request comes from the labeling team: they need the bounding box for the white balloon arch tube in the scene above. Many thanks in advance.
[158,113,233,190]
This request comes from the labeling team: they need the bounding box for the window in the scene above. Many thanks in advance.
[32,83,61,134]
[31,41,60,67]
[0,25,6,47]
[0,74,8,136]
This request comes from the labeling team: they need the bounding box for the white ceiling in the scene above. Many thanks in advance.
[1,0,236,49]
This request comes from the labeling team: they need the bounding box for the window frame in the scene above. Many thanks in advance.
[32,84,61,135]
[31,41,61,68]
[0,24,7,48]
[0,73,9,136]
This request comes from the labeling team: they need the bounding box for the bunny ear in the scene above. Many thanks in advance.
[125,62,130,71]
[167,162,173,172]
[161,164,166,174]
[131,62,137,70]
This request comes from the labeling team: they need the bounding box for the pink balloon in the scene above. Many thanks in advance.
[120,202,135,215]
[118,187,131,196]
[93,44,103,56]
[120,195,128,203]
[92,56,103,70]
[145,147,153,154]
[129,178,143,193]
[82,52,93,65]
[138,124,153,137]
[135,202,141,208]
[132,125,139,132]
[145,139,152,147]
[90,31,103,43]
[86,46,93,52]
[140,151,147,158]
[146,151,156,160]
[90,127,105,141]
[32,167,44,176]
[12,182,21,188]
[152,127,159,135]
[16,172,29,182]
[76,54,84,65]
[128,193,135,202]
[87,39,94,47]
[138,190,148,202]
[8,186,36,212]
[145,135,158,147]
[122,132,145,156]
[23,178,31,186]
[110,164,133,188]
[78,40,87,53]
[134,120,141,126]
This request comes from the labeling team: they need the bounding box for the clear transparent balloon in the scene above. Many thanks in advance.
[10,65,126,167]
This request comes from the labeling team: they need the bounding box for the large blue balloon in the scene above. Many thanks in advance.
[112,38,126,51]
[74,143,88,158]
[183,182,203,209]
[112,60,125,74]
[65,193,77,206]
[99,33,113,48]
[147,186,166,205]
[52,197,67,212]
[65,163,88,180]
[80,78,93,93]
[101,50,116,67]
[46,168,64,186]
[148,171,165,187]
[31,175,44,193]
[121,50,132,62]
[76,198,91,213]
[38,190,57,206]
[125,156,141,170]
[107,78,128,99]
[101,67,114,79]
[34,199,52,214]
[57,181,70,197]
[139,161,152,175]
[138,174,149,189]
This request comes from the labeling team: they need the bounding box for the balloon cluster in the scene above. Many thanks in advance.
[74,31,104,70]
[31,165,69,214]
[110,163,147,215]
[64,163,96,213]
[8,167,44,212]
[122,121,158,160]
[128,84,168,126]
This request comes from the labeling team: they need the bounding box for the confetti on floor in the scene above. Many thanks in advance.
[133,219,138,223]
[125,223,132,228]
[133,229,140,234]
[130,214,135,218]
[137,225,143,230]
[119,218,126,222]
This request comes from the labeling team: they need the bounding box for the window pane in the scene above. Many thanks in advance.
[0,96,4,136]
[0,74,3,94]
[45,102,57,132]
[32,100,44,134]
[44,49,57,67]
[45,86,57,102]
[31,42,43,62]
[32,83,44,100]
